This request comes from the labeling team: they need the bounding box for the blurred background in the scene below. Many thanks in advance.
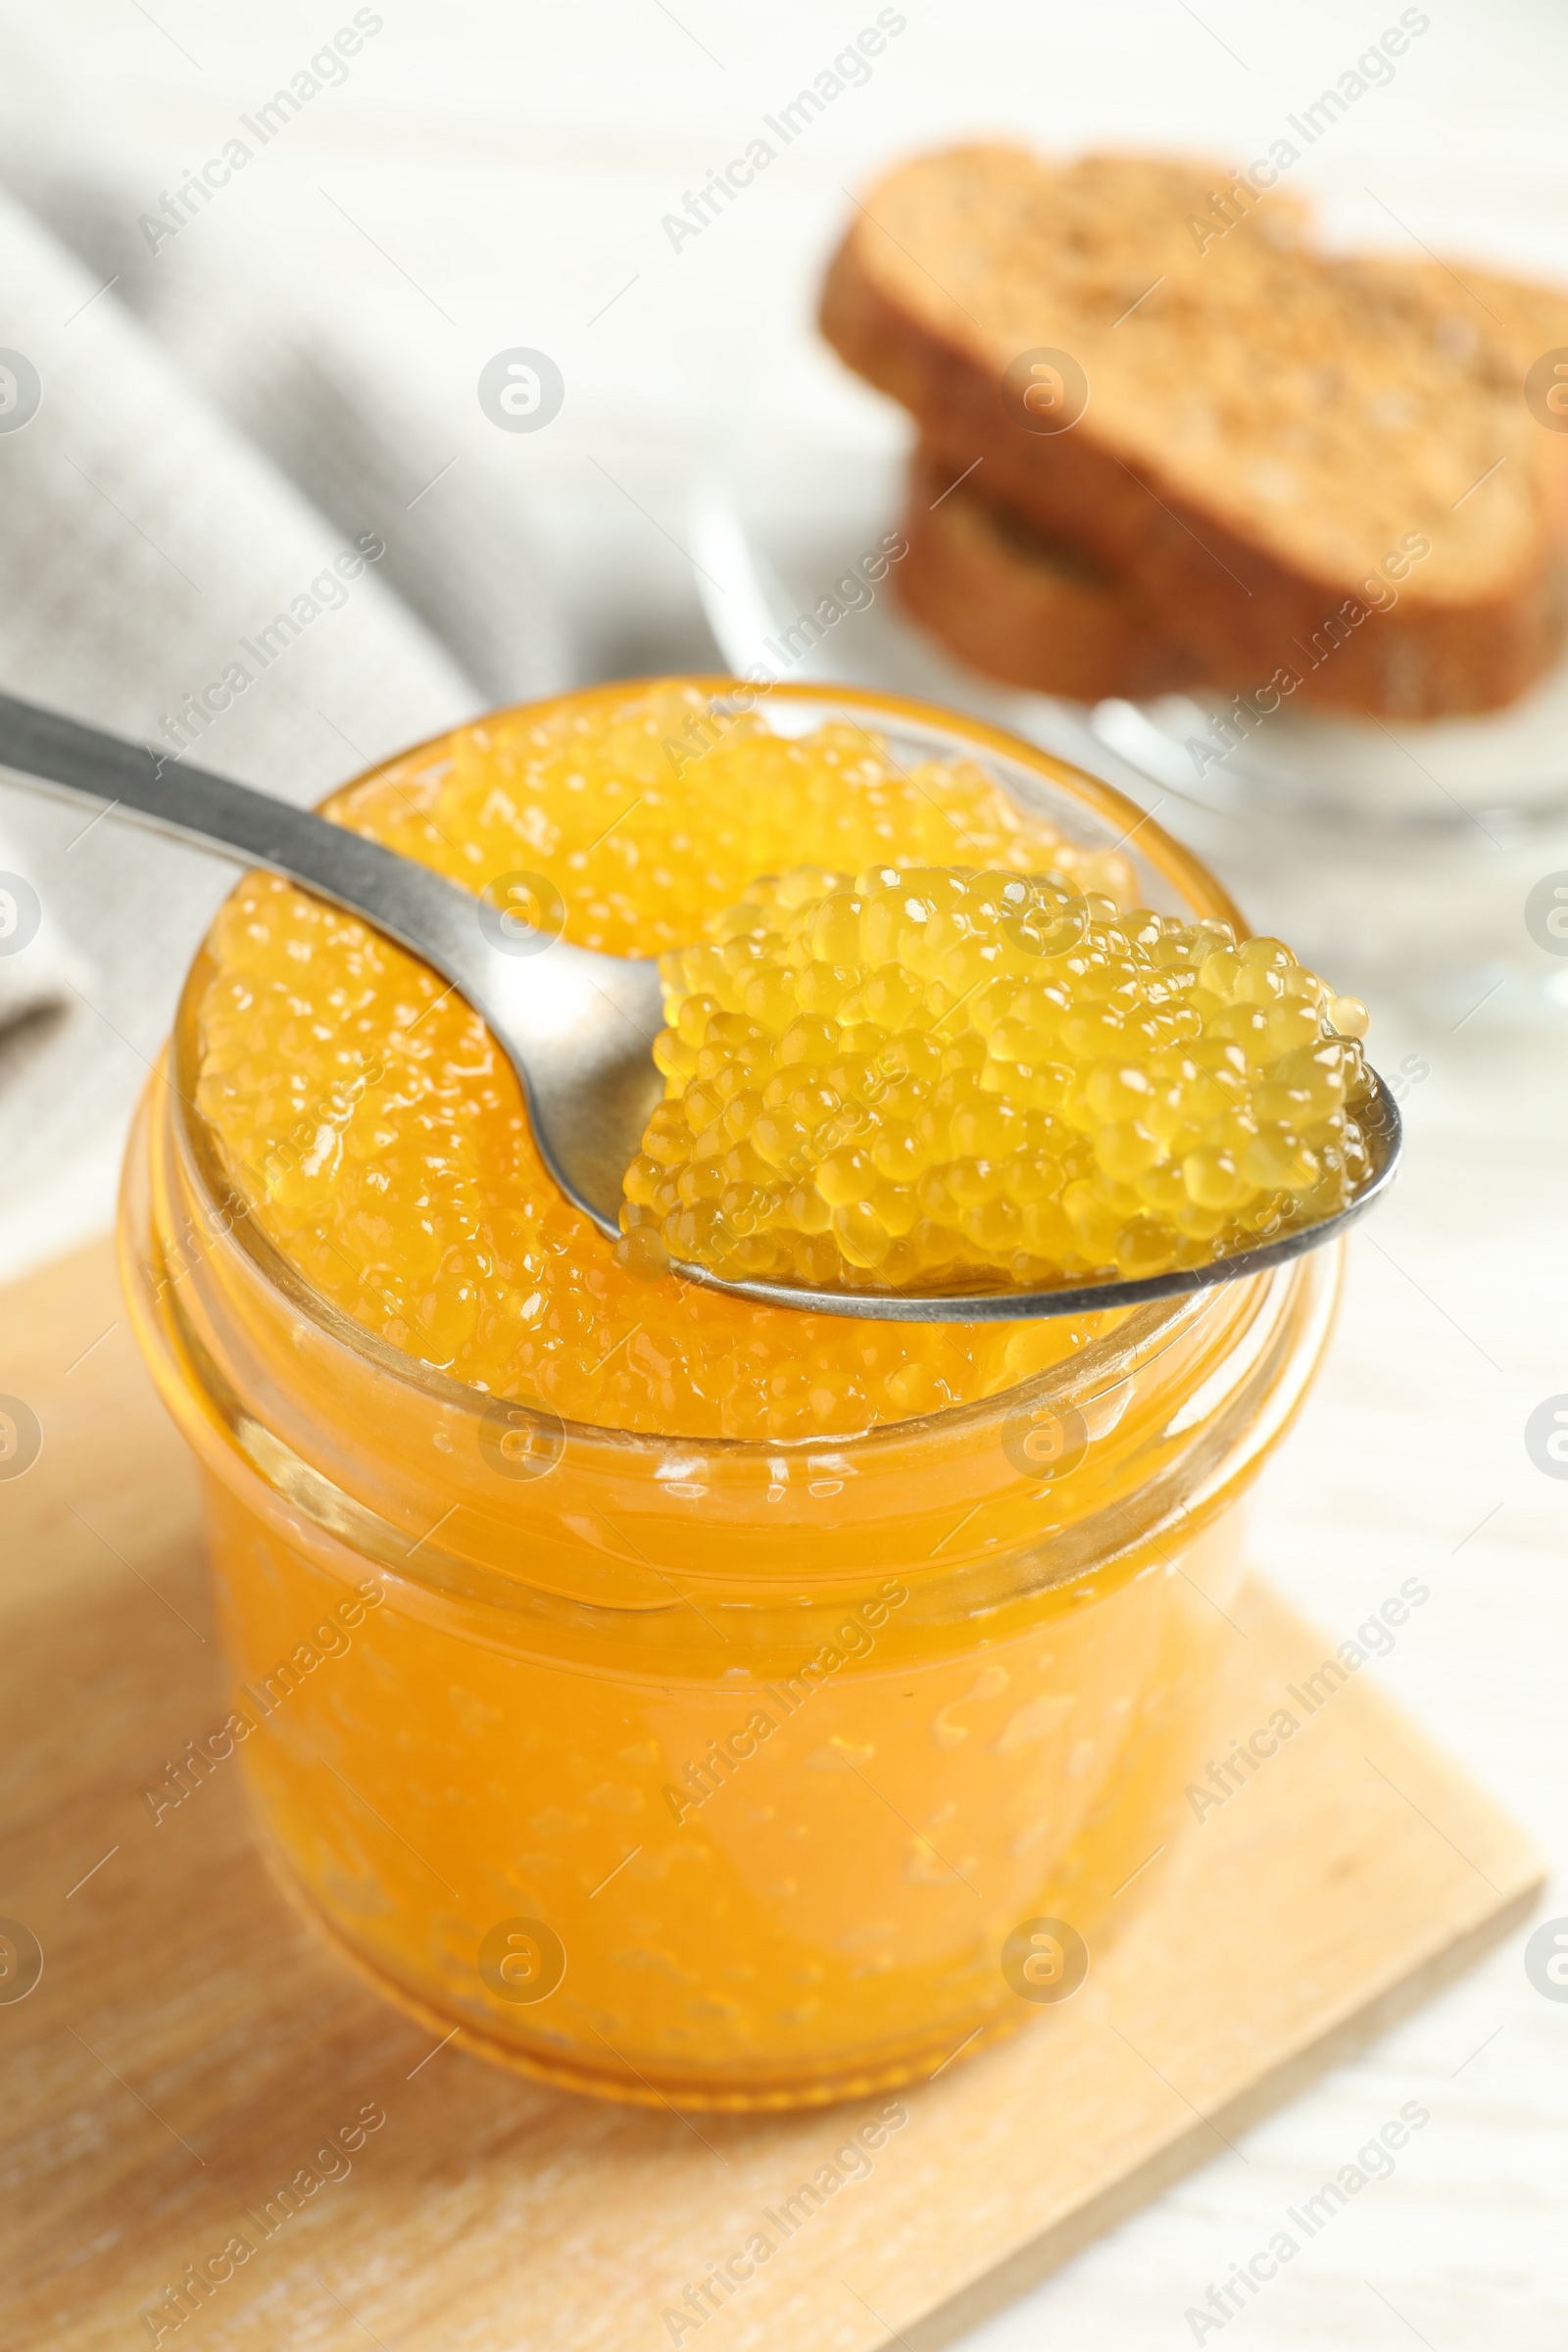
[1,4,1565,2345]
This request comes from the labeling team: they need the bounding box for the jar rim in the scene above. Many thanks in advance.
[167,674,1253,1461]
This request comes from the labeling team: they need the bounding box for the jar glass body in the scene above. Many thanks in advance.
[120,682,1342,2110]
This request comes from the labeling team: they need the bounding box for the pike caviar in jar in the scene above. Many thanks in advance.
[121,681,1342,2111]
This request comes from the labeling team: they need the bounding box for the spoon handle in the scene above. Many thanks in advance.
[0,688,474,973]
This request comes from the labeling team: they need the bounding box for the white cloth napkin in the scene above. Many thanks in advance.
[0,188,495,1276]
[0,816,92,1030]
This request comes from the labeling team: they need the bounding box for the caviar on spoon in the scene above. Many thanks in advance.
[0,688,1398,1323]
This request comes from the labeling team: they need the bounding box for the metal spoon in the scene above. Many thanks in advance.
[0,689,1401,1320]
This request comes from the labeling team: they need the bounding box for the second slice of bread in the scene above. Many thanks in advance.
[899,446,1201,700]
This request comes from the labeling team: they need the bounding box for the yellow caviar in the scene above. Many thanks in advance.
[628,867,1372,1290]
[192,684,1147,1441]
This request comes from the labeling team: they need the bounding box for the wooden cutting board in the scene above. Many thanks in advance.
[0,1243,1543,2352]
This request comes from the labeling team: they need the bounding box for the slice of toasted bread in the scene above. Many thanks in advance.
[899,445,1202,699]
[900,259,1568,712]
[822,148,1568,716]
[1350,255,1568,387]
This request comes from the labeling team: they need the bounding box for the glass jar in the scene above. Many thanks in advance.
[119,682,1343,2111]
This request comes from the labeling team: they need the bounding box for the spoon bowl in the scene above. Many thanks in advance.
[0,688,1400,1320]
